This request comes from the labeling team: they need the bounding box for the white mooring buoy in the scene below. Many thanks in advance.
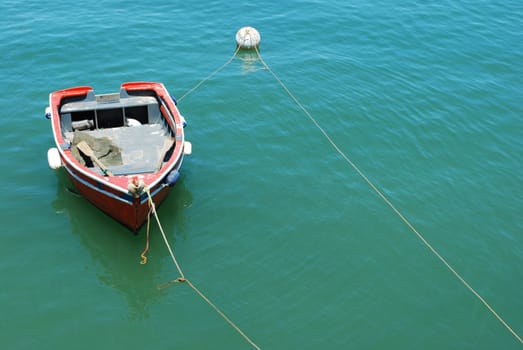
[235,26,261,50]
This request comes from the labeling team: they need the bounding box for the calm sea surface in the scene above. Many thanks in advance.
[1,1,522,349]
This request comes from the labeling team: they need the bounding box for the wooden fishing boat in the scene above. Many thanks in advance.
[46,82,191,232]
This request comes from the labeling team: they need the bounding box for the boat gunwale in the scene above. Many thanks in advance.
[49,82,185,195]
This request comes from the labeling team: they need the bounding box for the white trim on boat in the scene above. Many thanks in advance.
[64,165,134,205]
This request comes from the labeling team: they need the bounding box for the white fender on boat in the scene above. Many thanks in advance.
[47,147,62,169]
[235,26,261,50]
[45,106,51,119]
[183,141,192,156]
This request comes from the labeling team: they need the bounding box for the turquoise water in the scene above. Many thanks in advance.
[1,1,522,349]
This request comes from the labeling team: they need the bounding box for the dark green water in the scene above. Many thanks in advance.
[1,1,522,349]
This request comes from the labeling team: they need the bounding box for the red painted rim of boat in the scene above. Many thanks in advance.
[49,82,185,195]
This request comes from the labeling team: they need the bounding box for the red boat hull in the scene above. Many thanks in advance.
[65,163,172,232]
[48,82,187,232]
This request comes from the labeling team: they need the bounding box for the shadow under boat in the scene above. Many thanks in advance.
[51,169,193,319]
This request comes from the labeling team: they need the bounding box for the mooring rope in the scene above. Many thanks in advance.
[252,47,522,344]
[177,47,240,102]
[144,189,261,349]
[145,189,185,278]
[164,44,521,344]
[140,209,151,264]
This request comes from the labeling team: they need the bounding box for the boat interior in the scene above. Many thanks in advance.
[59,90,176,175]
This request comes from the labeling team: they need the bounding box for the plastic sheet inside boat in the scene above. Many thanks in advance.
[69,124,172,175]
[72,131,122,168]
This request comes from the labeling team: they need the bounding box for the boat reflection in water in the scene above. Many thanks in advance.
[52,170,192,319]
